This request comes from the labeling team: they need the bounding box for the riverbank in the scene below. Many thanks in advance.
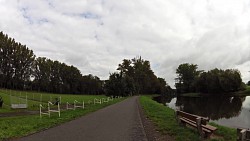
[139,96,237,141]
[182,86,250,97]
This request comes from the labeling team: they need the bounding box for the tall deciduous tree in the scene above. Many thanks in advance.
[0,31,35,89]
[32,57,52,92]
[175,63,201,93]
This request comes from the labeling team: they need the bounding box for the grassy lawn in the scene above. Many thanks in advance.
[139,96,237,141]
[0,89,107,104]
[0,96,125,140]
[0,89,107,112]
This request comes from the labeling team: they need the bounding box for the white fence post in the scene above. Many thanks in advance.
[83,101,85,109]
[40,104,42,118]
[48,102,51,117]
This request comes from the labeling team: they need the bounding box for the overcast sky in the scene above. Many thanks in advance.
[0,0,250,87]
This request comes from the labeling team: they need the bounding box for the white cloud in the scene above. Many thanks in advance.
[0,0,250,87]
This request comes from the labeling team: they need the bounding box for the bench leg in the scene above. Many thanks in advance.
[175,112,183,126]
[237,129,246,141]
[196,117,205,139]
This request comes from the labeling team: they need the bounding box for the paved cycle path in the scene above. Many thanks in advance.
[15,96,147,141]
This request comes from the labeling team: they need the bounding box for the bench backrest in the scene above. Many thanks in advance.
[176,110,209,125]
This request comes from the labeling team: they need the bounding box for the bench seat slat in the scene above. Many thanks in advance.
[182,117,217,131]
[181,117,217,131]
[180,117,211,133]
[203,124,217,131]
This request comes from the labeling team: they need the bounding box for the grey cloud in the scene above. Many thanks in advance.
[1,0,250,87]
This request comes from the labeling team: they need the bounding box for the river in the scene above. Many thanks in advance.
[154,95,250,129]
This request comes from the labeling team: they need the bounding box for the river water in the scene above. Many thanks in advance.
[154,96,250,129]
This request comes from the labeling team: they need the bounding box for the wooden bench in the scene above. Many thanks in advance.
[176,110,217,138]
[237,128,250,141]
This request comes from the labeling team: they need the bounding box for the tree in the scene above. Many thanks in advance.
[0,31,35,90]
[196,68,244,94]
[175,63,201,94]
[104,72,135,96]
[1,31,105,95]
[32,57,52,92]
[80,74,103,95]
[105,56,171,96]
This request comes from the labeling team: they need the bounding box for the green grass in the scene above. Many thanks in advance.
[0,89,106,103]
[140,96,200,141]
[237,86,250,96]
[209,123,237,141]
[0,96,125,140]
[0,89,107,112]
[139,96,238,141]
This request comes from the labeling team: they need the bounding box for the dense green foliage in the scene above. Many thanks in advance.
[105,57,172,96]
[0,32,102,94]
[140,96,237,141]
[175,63,245,94]
[175,63,201,93]
[0,32,35,90]
[196,69,244,93]
[33,57,103,94]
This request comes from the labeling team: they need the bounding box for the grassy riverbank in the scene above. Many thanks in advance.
[139,96,237,141]
[182,86,250,97]
[237,86,250,96]
[0,97,125,140]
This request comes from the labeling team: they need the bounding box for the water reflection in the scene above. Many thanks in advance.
[154,95,250,128]
[176,96,243,120]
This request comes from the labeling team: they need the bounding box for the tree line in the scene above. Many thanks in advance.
[0,31,103,94]
[175,63,246,94]
[0,31,171,96]
[5,31,246,96]
[104,57,173,96]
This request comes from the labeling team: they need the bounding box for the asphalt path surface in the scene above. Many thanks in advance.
[15,96,147,141]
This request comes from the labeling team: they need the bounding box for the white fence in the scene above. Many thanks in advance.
[94,98,102,104]
[39,96,120,118]
[40,101,60,118]
[66,100,84,110]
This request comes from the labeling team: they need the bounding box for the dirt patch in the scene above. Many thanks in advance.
[138,103,175,141]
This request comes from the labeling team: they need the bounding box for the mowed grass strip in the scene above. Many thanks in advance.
[0,97,125,140]
[0,89,107,104]
[139,96,237,141]
[0,89,107,112]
